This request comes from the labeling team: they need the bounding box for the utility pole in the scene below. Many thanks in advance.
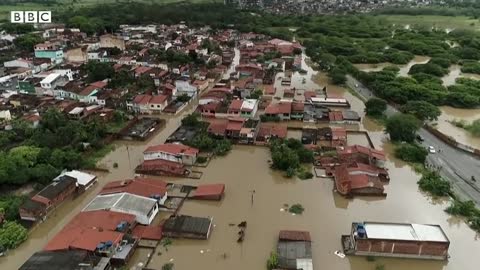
[250,189,255,206]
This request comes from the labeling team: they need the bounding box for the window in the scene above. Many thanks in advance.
[157,105,160,108]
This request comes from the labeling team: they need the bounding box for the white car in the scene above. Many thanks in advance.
[428,146,436,153]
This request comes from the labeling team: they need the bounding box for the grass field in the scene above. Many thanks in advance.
[0,0,222,21]
[378,15,480,31]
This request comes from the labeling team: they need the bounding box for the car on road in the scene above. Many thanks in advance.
[416,135,424,142]
[355,83,359,87]
[428,146,436,153]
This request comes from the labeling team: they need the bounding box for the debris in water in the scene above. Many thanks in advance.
[280,208,285,212]
[291,213,296,216]
[200,250,204,254]
[334,250,346,258]
[228,223,236,226]
[169,258,174,262]
[238,221,247,228]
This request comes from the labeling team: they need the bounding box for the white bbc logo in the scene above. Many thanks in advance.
[11,11,51,23]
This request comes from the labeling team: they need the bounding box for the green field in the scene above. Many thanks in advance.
[378,15,480,31]
[0,0,222,21]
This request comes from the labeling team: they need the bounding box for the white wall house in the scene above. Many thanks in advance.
[143,143,198,165]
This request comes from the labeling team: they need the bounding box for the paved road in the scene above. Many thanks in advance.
[346,75,480,206]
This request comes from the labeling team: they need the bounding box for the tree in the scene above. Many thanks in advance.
[83,62,114,82]
[328,68,346,85]
[365,98,387,116]
[267,251,279,270]
[176,94,191,103]
[394,143,428,163]
[385,114,420,143]
[401,101,441,121]
[418,171,451,197]
[0,221,28,249]
[14,33,43,52]
[162,263,174,270]
[181,113,201,127]
[271,144,300,171]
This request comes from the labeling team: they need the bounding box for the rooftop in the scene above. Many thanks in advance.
[363,222,449,243]
[83,193,157,219]
[19,250,100,270]
[100,178,168,198]
[144,143,199,156]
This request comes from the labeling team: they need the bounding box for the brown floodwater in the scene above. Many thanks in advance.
[437,106,480,149]
[353,55,430,77]
[2,54,480,270]
[441,65,480,86]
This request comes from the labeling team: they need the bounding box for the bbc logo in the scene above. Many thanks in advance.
[11,11,51,23]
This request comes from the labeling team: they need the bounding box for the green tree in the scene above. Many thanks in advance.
[365,98,387,116]
[267,251,279,270]
[385,114,420,143]
[418,171,451,197]
[401,101,441,121]
[83,62,114,82]
[181,113,201,127]
[162,263,174,270]
[14,33,43,52]
[271,144,300,170]
[0,221,28,249]
[394,143,428,163]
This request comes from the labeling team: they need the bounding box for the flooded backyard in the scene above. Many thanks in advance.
[2,53,480,270]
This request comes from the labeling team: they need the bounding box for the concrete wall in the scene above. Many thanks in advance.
[356,238,448,257]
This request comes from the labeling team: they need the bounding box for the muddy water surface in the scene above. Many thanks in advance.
[353,55,430,76]
[437,106,480,149]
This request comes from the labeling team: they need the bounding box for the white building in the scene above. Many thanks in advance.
[175,80,198,98]
[143,143,199,165]
[56,170,97,191]
[83,193,159,225]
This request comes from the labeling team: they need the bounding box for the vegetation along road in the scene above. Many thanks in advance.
[347,75,480,206]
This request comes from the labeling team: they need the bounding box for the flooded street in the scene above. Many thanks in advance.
[2,53,480,270]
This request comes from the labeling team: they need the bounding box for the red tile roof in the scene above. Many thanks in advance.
[338,145,386,161]
[207,120,228,136]
[139,159,186,175]
[144,143,199,156]
[90,81,107,88]
[279,230,311,242]
[64,210,136,232]
[264,85,275,95]
[331,127,347,140]
[133,94,152,105]
[150,94,168,104]
[100,178,168,197]
[192,184,225,198]
[257,123,288,139]
[265,102,291,115]
[304,91,316,100]
[226,118,245,132]
[228,99,243,111]
[329,111,343,122]
[334,164,384,195]
[202,102,222,112]
[44,227,123,252]
[132,225,163,240]
[135,66,152,75]
[292,102,304,113]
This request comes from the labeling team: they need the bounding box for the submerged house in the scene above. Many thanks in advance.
[342,222,450,260]
[20,176,77,222]
[143,143,199,166]
[277,230,313,270]
[162,215,213,240]
[333,164,386,197]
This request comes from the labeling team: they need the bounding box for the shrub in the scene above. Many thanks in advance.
[0,221,28,249]
[267,251,279,270]
[418,171,451,197]
[288,204,305,214]
[394,143,428,163]
[196,156,208,164]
